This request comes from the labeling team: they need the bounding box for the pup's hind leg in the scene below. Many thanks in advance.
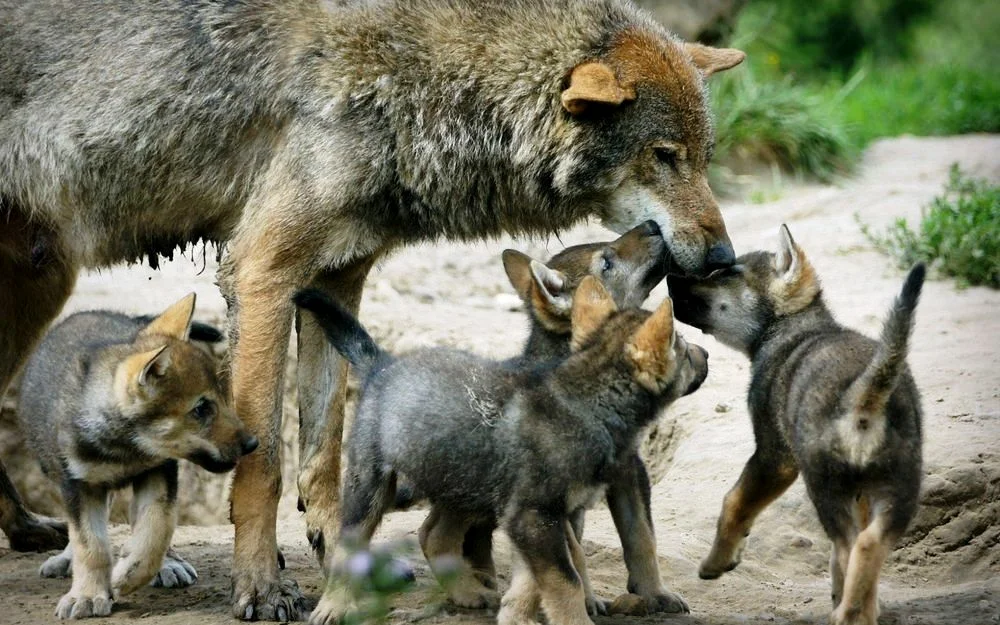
[0,211,76,552]
[565,515,606,617]
[506,507,591,625]
[112,462,180,596]
[420,506,499,609]
[700,449,798,579]
[831,506,894,625]
[606,453,688,614]
[463,521,498,587]
[56,484,113,619]
[41,542,74,578]
[310,465,397,625]
[497,550,541,625]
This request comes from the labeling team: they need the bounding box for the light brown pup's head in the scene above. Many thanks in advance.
[503,220,667,334]
[561,31,744,278]
[113,294,257,473]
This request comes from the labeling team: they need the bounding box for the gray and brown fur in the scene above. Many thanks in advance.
[294,277,708,625]
[1,1,742,618]
[668,225,924,625]
[412,221,687,614]
[17,294,258,619]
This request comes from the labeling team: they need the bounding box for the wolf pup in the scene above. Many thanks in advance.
[17,294,258,619]
[668,225,924,625]
[295,276,708,625]
[2,2,742,615]
[414,221,687,613]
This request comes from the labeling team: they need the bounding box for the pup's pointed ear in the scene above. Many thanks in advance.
[571,276,617,350]
[769,224,820,314]
[683,43,746,77]
[503,249,536,302]
[626,297,677,390]
[528,260,571,315]
[132,345,172,388]
[561,61,635,115]
[141,293,196,340]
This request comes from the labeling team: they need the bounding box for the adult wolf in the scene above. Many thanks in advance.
[0,0,742,619]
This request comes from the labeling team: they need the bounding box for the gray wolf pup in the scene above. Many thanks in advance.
[294,276,708,625]
[668,226,924,625]
[17,294,259,619]
[1,0,742,616]
[414,221,688,613]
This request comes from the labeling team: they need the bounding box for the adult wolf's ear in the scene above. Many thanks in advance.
[683,43,746,77]
[626,297,678,390]
[571,276,618,350]
[141,292,197,341]
[561,61,636,115]
[769,224,820,315]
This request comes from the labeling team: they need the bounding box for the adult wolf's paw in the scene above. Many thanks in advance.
[151,551,198,588]
[307,585,354,625]
[55,591,113,619]
[9,512,69,552]
[609,589,689,615]
[231,573,308,622]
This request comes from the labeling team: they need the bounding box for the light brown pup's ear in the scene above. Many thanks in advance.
[626,297,677,390]
[683,43,746,77]
[503,250,573,330]
[561,61,636,115]
[571,276,618,350]
[768,224,820,315]
[141,293,197,341]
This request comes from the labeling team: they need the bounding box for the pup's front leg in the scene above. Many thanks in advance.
[112,463,179,596]
[55,483,113,619]
[507,507,592,625]
[606,454,687,614]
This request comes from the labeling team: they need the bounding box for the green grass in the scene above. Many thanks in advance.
[860,165,1000,288]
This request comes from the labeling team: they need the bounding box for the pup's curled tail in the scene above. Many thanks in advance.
[841,264,925,464]
[293,289,387,379]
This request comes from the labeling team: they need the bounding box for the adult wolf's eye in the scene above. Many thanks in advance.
[191,398,216,422]
[654,147,678,171]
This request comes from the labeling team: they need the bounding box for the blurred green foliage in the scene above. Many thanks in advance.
[709,0,1000,178]
[860,165,1000,289]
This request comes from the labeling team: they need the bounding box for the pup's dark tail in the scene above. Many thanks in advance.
[841,264,925,464]
[293,289,386,378]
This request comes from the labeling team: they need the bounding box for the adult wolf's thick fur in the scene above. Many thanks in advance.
[0,0,742,619]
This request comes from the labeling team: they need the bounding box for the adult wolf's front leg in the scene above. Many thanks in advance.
[224,224,313,622]
[295,258,377,574]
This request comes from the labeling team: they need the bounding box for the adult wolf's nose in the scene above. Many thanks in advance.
[705,242,735,271]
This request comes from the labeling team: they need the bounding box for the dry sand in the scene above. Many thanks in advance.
[2,135,998,624]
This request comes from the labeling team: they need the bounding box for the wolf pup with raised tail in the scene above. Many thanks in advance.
[295,277,708,625]
[1,2,742,615]
[668,225,924,625]
[411,221,689,614]
[17,294,258,619]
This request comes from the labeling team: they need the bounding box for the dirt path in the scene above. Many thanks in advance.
[2,135,998,624]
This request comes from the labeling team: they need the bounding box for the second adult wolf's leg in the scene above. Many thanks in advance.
[295,257,377,570]
[0,208,76,551]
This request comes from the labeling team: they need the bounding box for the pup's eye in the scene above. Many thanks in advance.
[601,253,614,273]
[191,398,216,422]
[654,147,679,171]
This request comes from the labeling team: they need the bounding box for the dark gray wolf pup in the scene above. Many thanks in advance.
[17,294,258,619]
[413,221,688,614]
[668,226,924,625]
[1,0,742,617]
[294,276,708,625]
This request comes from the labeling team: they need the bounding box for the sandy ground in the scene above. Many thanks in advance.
[1,134,998,624]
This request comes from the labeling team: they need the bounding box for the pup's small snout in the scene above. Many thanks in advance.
[240,434,259,456]
[705,242,735,271]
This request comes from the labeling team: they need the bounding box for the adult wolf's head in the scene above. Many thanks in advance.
[559,29,744,277]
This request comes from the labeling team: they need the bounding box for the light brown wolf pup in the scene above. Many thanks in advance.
[17,295,258,619]
[1,1,743,617]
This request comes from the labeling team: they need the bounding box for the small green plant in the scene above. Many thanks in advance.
[333,536,419,625]
[860,165,1000,288]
